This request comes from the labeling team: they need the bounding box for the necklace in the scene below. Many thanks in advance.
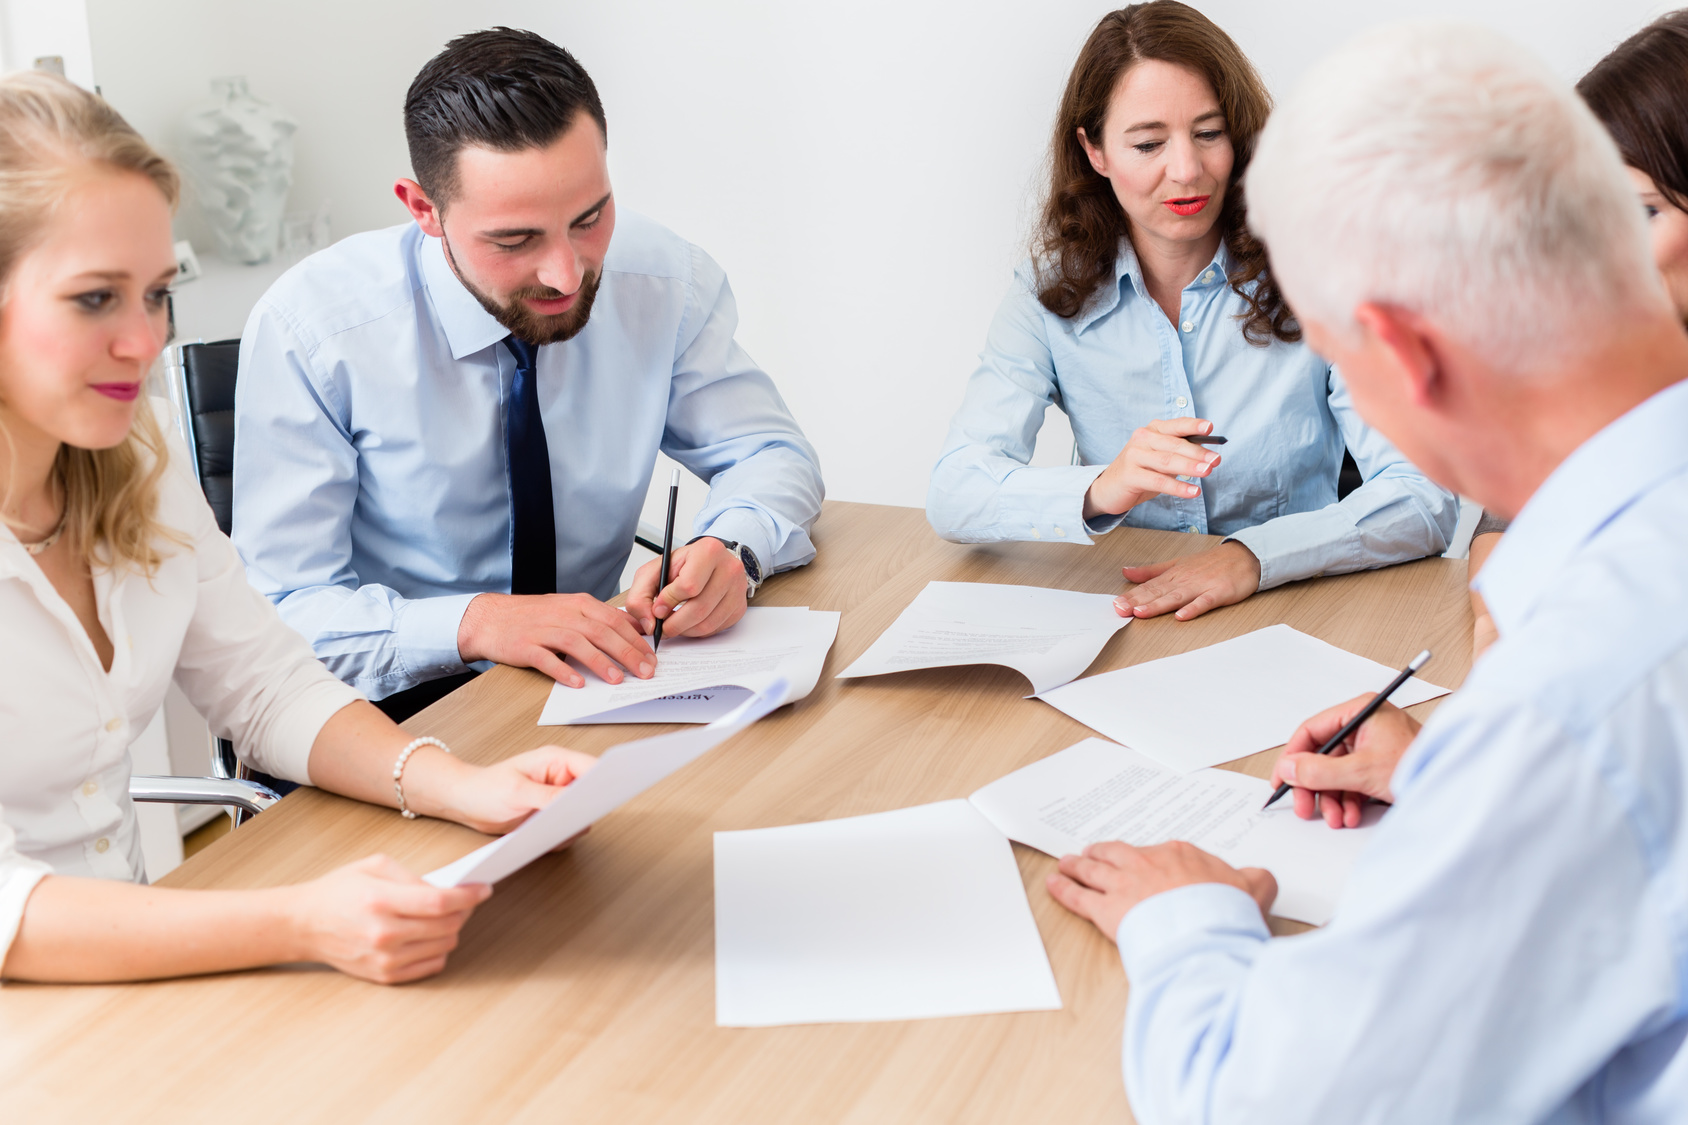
[21,511,66,556]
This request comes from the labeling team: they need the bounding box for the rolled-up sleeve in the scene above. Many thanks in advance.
[171,471,362,784]
[927,275,1110,544]
[666,245,824,575]
[1225,367,1458,588]
[0,815,52,976]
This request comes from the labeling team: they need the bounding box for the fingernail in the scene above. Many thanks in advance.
[1114,596,1129,611]
[640,663,654,677]
[1186,485,1199,495]
[1205,452,1220,465]
[1279,758,1297,782]
[607,670,622,684]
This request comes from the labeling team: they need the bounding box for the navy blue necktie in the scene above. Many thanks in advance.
[502,335,557,595]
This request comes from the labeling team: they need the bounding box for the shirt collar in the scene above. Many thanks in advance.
[1475,377,1688,636]
[418,229,513,360]
[1072,238,1232,335]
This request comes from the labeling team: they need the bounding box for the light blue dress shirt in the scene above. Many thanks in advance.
[927,244,1457,588]
[232,212,823,700]
[1112,377,1688,1124]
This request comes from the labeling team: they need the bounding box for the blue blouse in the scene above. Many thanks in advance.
[927,241,1457,589]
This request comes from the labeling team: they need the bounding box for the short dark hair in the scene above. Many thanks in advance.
[404,27,606,207]
[1578,10,1688,212]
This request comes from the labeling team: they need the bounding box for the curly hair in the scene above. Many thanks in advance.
[1034,3,1297,345]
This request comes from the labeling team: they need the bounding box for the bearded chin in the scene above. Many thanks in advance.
[495,271,601,344]
[441,233,602,345]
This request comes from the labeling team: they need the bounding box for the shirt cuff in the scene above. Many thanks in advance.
[1221,522,1297,590]
[1115,882,1271,977]
[0,860,52,979]
[1004,463,1110,544]
[696,507,778,577]
[395,592,480,685]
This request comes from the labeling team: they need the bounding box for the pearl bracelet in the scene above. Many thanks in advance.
[393,736,451,819]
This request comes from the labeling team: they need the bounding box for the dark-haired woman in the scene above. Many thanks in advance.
[1468,8,1688,657]
[927,2,1456,621]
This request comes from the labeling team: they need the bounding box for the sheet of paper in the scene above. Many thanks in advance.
[968,737,1382,925]
[426,679,791,888]
[1037,624,1450,772]
[835,581,1128,695]
[713,799,1062,1027]
[537,606,839,725]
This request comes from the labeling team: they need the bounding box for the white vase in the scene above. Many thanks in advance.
[183,77,297,265]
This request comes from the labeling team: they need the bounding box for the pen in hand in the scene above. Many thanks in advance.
[1183,434,1227,445]
[651,469,681,651]
[1263,649,1432,810]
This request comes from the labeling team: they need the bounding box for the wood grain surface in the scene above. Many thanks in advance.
[0,501,1473,1124]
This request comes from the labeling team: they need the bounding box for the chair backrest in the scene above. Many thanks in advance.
[1337,449,1363,502]
[177,339,241,535]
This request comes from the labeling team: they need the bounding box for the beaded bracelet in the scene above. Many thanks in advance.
[393,736,451,819]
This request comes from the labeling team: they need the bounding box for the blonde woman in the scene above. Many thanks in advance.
[0,72,595,984]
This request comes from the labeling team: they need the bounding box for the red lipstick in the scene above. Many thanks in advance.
[91,382,141,402]
[1163,195,1211,217]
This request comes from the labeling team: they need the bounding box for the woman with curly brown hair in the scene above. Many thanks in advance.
[927,2,1456,621]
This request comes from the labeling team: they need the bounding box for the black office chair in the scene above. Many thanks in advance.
[159,338,295,824]
[1337,449,1363,501]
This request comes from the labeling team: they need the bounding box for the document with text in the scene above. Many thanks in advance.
[426,680,791,888]
[836,581,1129,694]
[713,799,1062,1027]
[1037,624,1450,772]
[969,737,1381,925]
[538,606,839,725]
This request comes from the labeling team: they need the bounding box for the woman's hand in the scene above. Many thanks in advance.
[286,854,491,984]
[408,746,599,836]
[1115,540,1261,620]
[1083,417,1222,520]
[1269,695,1421,828]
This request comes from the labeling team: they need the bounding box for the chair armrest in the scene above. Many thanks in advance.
[130,775,281,818]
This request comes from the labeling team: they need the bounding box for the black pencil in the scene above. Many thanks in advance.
[1262,649,1431,810]
[651,469,681,651]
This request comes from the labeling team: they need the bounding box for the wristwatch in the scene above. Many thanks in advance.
[689,536,763,598]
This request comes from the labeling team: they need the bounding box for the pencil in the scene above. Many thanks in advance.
[1262,649,1432,810]
[651,469,681,651]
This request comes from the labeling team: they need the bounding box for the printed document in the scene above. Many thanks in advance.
[538,607,838,725]
[969,738,1380,925]
[713,799,1062,1027]
[426,680,790,888]
[1037,624,1450,772]
[836,581,1128,694]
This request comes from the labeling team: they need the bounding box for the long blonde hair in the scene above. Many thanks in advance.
[0,71,182,575]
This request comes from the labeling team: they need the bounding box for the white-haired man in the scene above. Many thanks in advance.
[1045,23,1688,1124]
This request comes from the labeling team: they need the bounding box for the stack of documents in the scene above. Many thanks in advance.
[1038,624,1450,771]
[713,800,1062,1027]
[428,680,791,888]
[837,581,1129,694]
[539,606,839,725]
[969,738,1378,925]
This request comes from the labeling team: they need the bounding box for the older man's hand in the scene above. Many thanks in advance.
[1047,840,1278,941]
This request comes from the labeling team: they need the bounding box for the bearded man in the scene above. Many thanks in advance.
[233,28,823,718]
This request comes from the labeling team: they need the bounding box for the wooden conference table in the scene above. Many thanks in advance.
[0,501,1474,1124]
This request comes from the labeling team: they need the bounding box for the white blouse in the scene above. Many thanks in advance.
[0,415,361,964]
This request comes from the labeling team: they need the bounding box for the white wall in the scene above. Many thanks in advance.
[87,0,1674,511]
[0,0,94,87]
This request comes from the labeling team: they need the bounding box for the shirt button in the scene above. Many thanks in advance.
[105,718,123,732]
[82,780,98,796]
[1187,527,1201,534]
[1053,526,1065,537]
[1181,321,1194,333]
[1030,527,1042,539]
[94,838,110,854]
[1176,396,1189,408]
[1201,270,1214,283]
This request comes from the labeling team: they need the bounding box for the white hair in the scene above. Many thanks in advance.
[1247,23,1666,370]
